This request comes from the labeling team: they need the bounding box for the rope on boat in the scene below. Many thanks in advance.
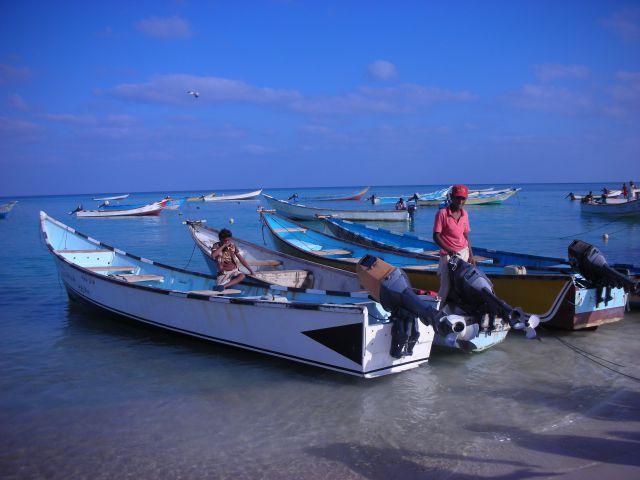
[558,221,617,239]
[183,242,198,270]
[552,335,640,382]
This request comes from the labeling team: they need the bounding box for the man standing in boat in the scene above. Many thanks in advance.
[433,184,475,306]
[211,229,254,290]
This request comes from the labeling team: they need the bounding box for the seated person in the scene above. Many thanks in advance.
[395,197,407,210]
[288,193,299,202]
[211,229,254,290]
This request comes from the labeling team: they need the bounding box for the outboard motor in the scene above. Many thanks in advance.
[568,240,638,304]
[446,256,539,339]
[357,255,470,358]
[407,203,417,222]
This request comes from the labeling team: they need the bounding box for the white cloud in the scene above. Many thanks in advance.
[8,94,28,111]
[243,144,276,155]
[603,8,640,41]
[135,16,192,39]
[0,64,31,85]
[504,84,592,114]
[37,113,98,125]
[605,70,640,116]
[533,64,589,82]
[0,116,40,136]
[367,60,398,81]
[108,74,302,105]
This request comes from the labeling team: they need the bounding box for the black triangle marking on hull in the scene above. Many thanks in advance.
[302,323,363,366]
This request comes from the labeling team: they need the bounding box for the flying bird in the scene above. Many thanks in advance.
[187,90,200,98]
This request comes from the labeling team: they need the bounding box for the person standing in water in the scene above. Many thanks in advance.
[433,184,475,306]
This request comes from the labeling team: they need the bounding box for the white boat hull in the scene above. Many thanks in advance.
[202,189,263,202]
[581,199,640,215]
[76,200,166,217]
[42,212,433,377]
[262,194,409,221]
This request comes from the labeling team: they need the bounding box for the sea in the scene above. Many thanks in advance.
[1,183,639,479]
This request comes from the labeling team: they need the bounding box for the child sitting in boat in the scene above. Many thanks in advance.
[211,229,254,290]
[395,198,407,210]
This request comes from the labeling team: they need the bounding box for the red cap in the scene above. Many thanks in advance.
[451,185,469,198]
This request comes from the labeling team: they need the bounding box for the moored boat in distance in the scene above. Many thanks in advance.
[301,186,370,201]
[71,199,168,218]
[581,198,640,216]
[201,189,263,202]
[262,194,410,221]
[40,211,436,378]
[0,200,18,219]
[261,211,632,330]
[92,194,130,201]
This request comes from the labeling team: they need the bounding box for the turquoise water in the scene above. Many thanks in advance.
[1,183,639,478]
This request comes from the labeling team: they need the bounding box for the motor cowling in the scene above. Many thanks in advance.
[356,255,488,356]
[447,256,539,338]
[568,240,638,293]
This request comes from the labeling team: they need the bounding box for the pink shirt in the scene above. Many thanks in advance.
[433,207,470,254]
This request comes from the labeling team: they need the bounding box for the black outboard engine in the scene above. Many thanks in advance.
[407,203,417,221]
[446,256,539,338]
[357,255,465,358]
[568,240,638,304]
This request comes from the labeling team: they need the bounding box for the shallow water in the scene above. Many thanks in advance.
[1,184,639,478]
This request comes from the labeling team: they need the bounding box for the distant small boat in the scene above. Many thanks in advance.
[0,201,18,219]
[262,194,409,221]
[92,194,130,201]
[163,197,187,210]
[300,187,370,201]
[201,189,263,202]
[72,199,168,218]
[581,198,640,216]
[417,188,520,206]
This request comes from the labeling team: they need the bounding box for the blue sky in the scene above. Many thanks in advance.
[1,1,639,196]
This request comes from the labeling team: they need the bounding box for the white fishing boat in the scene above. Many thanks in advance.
[202,189,263,202]
[40,212,435,378]
[72,199,168,218]
[262,194,410,221]
[92,194,130,201]
[581,198,640,216]
[0,200,18,219]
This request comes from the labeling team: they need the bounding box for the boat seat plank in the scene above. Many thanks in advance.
[114,274,164,283]
[273,227,307,233]
[315,249,352,256]
[336,257,362,263]
[473,255,493,263]
[247,260,282,266]
[423,250,439,255]
[87,265,136,272]
[189,289,242,296]
[403,264,439,270]
[58,249,112,254]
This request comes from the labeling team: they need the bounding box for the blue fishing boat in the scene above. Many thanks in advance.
[261,212,632,331]
[324,218,640,276]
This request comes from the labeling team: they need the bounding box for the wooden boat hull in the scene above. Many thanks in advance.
[262,194,409,221]
[41,212,433,377]
[261,213,628,329]
[581,199,640,216]
[75,200,167,218]
[202,189,263,202]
